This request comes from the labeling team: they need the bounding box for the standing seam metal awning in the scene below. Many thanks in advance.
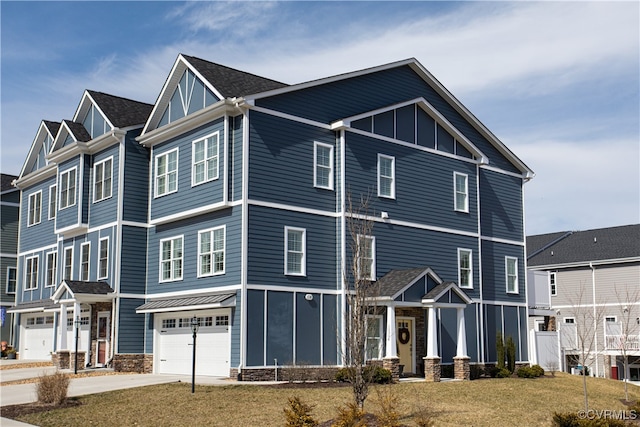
[136,293,236,314]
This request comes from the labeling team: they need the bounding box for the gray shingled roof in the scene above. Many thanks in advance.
[43,120,61,138]
[8,298,60,313]
[136,293,235,312]
[87,90,153,128]
[527,224,640,266]
[377,267,431,298]
[182,55,287,98]
[63,120,91,142]
[64,281,113,295]
[1,173,18,192]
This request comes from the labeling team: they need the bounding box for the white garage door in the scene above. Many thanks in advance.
[65,315,91,353]
[156,310,230,377]
[21,314,55,360]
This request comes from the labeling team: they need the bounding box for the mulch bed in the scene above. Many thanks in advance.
[1,398,83,419]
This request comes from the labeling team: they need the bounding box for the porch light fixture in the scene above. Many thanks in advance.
[190,316,200,393]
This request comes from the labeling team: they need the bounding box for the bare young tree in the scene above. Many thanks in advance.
[343,191,379,409]
[613,284,640,402]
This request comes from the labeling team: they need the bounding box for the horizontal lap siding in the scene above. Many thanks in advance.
[230,115,243,202]
[0,257,16,304]
[479,169,524,241]
[480,240,526,303]
[88,146,119,228]
[248,111,336,211]
[118,298,146,353]
[20,178,58,251]
[150,119,226,221]
[257,65,521,174]
[62,227,116,284]
[57,158,82,231]
[17,249,56,303]
[81,155,91,224]
[122,132,150,223]
[593,263,640,303]
[1,203,18,254]
[120,226,148,294]
[345,132,478,233]
[146,206,241,295]
[247,205,338,290]
[552,268,594,306]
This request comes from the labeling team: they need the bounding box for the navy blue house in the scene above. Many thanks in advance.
[10,55,533,380]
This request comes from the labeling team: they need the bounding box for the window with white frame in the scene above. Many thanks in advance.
[59,168,77,209]
[357,235,376,281]
[505,256,519,293]
[63,247,73,280]
[155,149,178,197]
[48,185,57,220]
[160,236,183,282]
[285,227,306,276]
[564,317,575,324]
[25,256,38,290]
[192,132,219,185]
[93,157,113,202]
[458,248,473,289]
[365,315,383,360]
[28,191,42,226]
[45,251,57,287]
[549,272,557,296]
[198,226,225,277]
[80,243,90,281]
[314,142,334,190]
[6,267,16,294]
[454,172,468,213]
[98,237,109,279]
[377,154,395,198]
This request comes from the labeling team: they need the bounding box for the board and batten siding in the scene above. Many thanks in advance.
[88,145,119,228]
[248,110,337,212]
[19,178,58,251]
[117,297,146,353]
[479,168,524,242]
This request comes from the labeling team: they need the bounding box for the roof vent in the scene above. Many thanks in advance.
[551,250,554,256]
[594,237,597,243]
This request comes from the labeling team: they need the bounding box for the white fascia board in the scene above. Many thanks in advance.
[72,90,116,130]
[14,163,57,190]
[528,256,640,270]
[18,121,58,180]
[47,131,123,165]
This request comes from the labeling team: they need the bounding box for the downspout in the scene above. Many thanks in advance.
[590,261,598,377]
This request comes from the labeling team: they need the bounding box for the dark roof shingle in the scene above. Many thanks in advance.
[63,120,91,142]
[64,281,113,295]
[43,120,61,138]
[87,91,153,128]
[377,267,432,297]
[1,173,18,192]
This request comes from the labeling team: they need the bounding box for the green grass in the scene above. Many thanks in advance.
[15,373,639,426]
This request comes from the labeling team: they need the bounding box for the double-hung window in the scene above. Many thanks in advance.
[63,247,73,280]
[94,157,113,202]
[377,154,395,198]
[458,248,473,289]
[454,172,468,213]
[155,149,178,197]
[59,168,77,209]
[25,256,38,290]
[314,142,334,190]
[6,267,17,294]
[192,132,219,185]
[80,243,90,281]
[198,226,225,276]
[160,236,183,282]
[549,272,557,296]
[98,238,109,279]
[45,251,57,287]
[28,191,42,226]
[357,235,376,281]
[48,185,57,220]
[285,227,306,276]
[365,315,383,360]
[505,256,519,294]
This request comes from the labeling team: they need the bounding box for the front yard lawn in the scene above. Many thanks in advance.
[8,373,639,426]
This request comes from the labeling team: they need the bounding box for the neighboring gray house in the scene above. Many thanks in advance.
[527,224,640,380]
[1,174,19,344]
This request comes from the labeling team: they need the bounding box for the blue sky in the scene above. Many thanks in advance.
[1,1,638,235]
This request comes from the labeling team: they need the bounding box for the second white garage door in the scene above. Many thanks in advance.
[20,314,55,360]
[156,310,230,377]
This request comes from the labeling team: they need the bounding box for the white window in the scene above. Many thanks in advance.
[377,154,395,198]
[357,235,376,281]
[160,236,183,282]
[192,132,219,185]
[162,319,176,329]
[314,142,334,190]
[458,248,473,289]
[6,267,16,294]
[63,247,73,280]
[45,251,57,287]
[365,315,383,360]
[549,272,557,296]
[155,149,178,197]
[25,256,38,290]
[28,191,42,226]
[505,256,519,294]
[454,172,468,213]
[198,226,225,277]
[59,168,77,209]
[93,157,113,202]
[564,317,575,324]
[216,315,229,326]
[97,237,109,279]
[285,227,306,276]
[605,316,617,323]
[80,242,90,281]
[48,185,57,220]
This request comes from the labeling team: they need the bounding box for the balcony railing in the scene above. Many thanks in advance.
[605,334,640,351]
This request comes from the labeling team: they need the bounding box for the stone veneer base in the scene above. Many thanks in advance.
[423,357,441,382]
[453,356,471,381]
[112,354,153,373]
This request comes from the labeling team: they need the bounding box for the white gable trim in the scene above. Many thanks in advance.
[72,90,115,130]
[18,121,59,180]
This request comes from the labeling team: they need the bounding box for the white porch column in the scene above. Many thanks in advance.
[456,307,468,357]
[385,305,397,358]
[426,306,439,357]
[59,304,68,350]
[73,303,81,351]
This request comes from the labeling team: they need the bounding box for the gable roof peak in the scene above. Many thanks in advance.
[79,90,153,128]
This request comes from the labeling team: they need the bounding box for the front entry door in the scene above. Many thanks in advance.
[96,312,110,366]
[397,318,414,374]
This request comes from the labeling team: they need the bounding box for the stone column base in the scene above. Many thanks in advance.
[383,357,400,382]
[423,357,441,382]
[454,356,470,381]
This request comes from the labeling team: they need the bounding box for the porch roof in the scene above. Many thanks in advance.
[52,280,115,303]
[376,266,443,301]
[136,293,236,314]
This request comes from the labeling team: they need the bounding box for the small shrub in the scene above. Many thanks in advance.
[440,364,454,378]
[516,366,536,378]
[413,404,436,427]
[332,402,366,427]
[470,364,483,380]
[36,371,70,405]
[496,332,505,369]
[335,367,351,382]
[530,364,545,377]
[335,366,392,384]
[495,368,511,378]
[374,386,400,427]
[487,366,500,378]
[552,412,628,427]
[506,336,516,373]
[284,396,318,427]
